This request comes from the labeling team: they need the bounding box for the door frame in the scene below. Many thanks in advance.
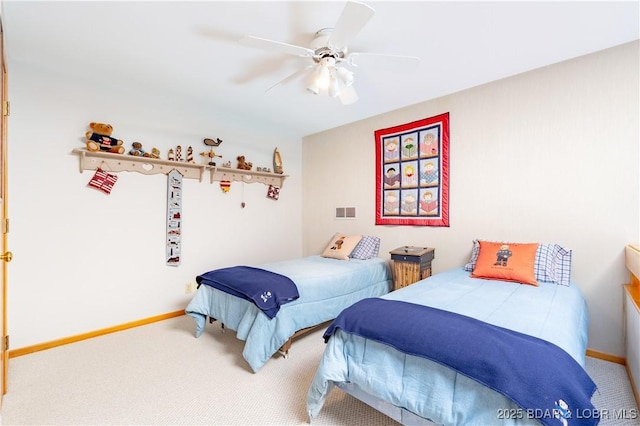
[1,16,9,399]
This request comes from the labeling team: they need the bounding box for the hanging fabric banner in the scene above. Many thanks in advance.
[375,112,450,227]
[166,169,182,266]
[87,168,118,195]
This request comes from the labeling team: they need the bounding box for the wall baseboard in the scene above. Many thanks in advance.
[586,348,626,364]
[7,317,635,402]
[8,310,186,358]
[586,348,639,405]
[626,363,640,408]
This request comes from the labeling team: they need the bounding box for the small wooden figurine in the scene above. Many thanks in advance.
[200,138,223,166]
[274,148,283,174]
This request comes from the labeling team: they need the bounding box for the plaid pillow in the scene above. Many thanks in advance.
[463,240,481,271]
[464,240,572,286]
[350,236,381,260]
[535,244,572,286]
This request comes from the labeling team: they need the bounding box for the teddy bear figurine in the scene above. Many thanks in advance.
[128,142,150,157]
[149,147,161,159]
[85,122,125,154]
[237,155,253,170]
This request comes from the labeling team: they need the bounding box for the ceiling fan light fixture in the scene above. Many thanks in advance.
[328,70,341,98]
[306,79,321,95]
[336,66,354,86]
[317,65,331,89]
[306,63,328,94]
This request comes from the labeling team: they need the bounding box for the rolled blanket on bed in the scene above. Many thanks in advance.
[324,298,598,426]
[196,266,299,319]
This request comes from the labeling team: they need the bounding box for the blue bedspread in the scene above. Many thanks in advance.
[324,298,598,426]
[196,266,299,319]
[307,267,592,425]
[185,256,392,372]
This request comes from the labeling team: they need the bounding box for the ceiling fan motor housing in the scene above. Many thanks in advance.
[311,28,346,62]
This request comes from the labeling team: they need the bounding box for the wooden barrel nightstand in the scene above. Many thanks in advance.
[389,246,435,290]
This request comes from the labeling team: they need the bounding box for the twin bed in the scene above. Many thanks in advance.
[185,237,597,425]
[307,240,598,425]
[185,234,392,373]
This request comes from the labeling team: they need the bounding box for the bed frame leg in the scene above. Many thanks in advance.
[278,338,293,359]
[276,321,332,361]
[207,317,226,333]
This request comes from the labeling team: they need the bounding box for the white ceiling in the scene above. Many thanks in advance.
[1,1,638,138]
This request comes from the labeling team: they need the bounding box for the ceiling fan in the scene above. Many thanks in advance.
[239,1,420,105]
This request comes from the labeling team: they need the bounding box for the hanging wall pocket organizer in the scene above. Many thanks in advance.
[87,167,118,194]
[166,169,183,266]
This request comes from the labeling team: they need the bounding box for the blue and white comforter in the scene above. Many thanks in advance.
[185,255,392,372]
[307,267,591,425]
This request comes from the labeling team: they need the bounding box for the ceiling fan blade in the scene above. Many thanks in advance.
[347,52,421,72]
[327,1,375,50]
[265,65,314,93]
[240,35,315,58]
[339,85,359,105]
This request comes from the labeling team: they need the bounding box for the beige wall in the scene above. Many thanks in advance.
[6,64,303,349]
[302,41,640,357]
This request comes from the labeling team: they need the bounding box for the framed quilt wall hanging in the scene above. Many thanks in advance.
[375,112,449,226]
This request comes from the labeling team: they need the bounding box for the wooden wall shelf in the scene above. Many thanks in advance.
[72,148,206,181]
[209,166,288,187]
[71,148,289,187]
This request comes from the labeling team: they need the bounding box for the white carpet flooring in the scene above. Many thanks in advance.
[0,315,637,425]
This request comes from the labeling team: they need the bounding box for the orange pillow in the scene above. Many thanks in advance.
[471,241,539,286]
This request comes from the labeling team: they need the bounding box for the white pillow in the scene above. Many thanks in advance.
[322,233,363,260]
